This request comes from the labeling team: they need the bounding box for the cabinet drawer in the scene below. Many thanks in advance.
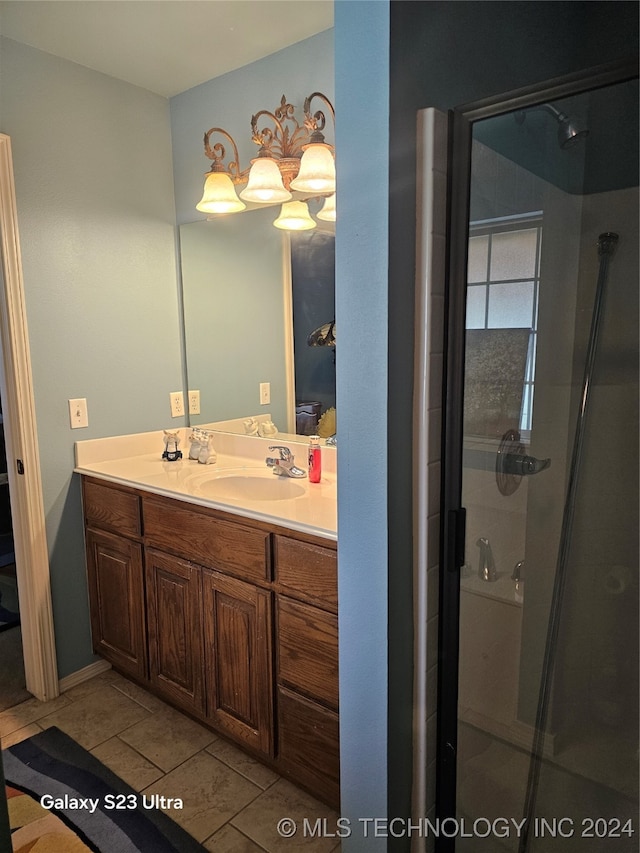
[83,479,141,539]
[143,497,271,583]
[274,536,337,611]
[277,686,339,809]
[277,596,338,710]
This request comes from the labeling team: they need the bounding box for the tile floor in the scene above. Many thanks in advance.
[1,668,342,852]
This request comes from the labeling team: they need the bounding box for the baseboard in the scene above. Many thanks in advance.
[58,658,112,693]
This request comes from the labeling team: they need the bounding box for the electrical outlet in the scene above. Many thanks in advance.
[188,390,200,415]
[170,391,184,418]
[259,382,270,405]
[69,398,88,429]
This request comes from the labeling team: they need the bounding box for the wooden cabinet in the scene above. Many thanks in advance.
[203,570,273,757]
[85,527,147,680]
[145,548,205,715]
[277,686,340,807]
[83,479,146,681]
[274,535,339,808]
[81,475,338,806]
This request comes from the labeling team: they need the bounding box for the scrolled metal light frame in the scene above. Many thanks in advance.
[199,92,335,191]
[202,127,248,182]
[302,91,336,145]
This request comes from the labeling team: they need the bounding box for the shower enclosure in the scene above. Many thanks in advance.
[438,62,639,852]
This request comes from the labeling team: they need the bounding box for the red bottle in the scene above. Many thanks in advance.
[308,435,322,483]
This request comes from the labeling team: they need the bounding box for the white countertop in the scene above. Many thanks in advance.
[75,428,337,541]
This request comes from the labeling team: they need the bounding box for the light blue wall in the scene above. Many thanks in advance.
[335,2,390,849]
[0,37,183,677]
[169,29,334,226]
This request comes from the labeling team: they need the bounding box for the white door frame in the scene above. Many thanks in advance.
[0,133,58,702]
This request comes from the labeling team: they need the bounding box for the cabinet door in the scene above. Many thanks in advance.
[145,549,205,715]
[277,686,340,809]
[86,528,147,680]
[203,570,274,757]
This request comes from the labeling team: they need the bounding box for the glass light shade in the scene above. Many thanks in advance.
[196,172,246,214]
[240,158,291,203]
[289,144,336,193]
[316,193,336,222]
[273,201,316,231]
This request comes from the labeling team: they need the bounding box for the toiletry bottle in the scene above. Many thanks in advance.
[308,435,321,483]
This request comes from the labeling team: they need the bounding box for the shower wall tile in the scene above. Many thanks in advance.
[425,805,437,853]
[429,234,446,297]
[431,171,448,236]
[429,303,445,356]
[427,514,440,570]
[426,711,437,764]
[426,565,439,620]
[427,462,441,518]
[426,664,437,709]
[426,615,439,671]
[427,408,442,463]
[429,353,444,409]
[425,759,437,822]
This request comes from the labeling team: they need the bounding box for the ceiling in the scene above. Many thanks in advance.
[0,0,334,97]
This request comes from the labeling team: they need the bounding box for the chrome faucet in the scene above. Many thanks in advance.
[511,560,524,584]
[512,560,525,600]
[476,537,496,582]
[265,445,307,478]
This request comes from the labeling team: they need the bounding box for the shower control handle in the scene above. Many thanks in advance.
[502,453,551,476]
[496,429,552,495]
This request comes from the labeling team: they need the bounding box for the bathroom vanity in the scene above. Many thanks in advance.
[76,429,338,808]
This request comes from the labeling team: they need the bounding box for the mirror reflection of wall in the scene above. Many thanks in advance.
[180,208,335,436]
[181,209,288,428]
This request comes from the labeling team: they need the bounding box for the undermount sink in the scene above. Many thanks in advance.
[191,473,306,502]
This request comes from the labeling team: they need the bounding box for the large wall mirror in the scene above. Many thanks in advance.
[180,206,335,440]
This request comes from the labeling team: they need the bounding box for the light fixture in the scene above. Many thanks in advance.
[197,93,335,230]
[240,157,290,203]
[197,172,246,214]
[290,92,336,194]
[197,128,247,213]
[316,192,336,222]
[273,200,316,231]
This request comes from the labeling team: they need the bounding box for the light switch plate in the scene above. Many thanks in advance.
[260,382,270,405]
[69,398,88,429]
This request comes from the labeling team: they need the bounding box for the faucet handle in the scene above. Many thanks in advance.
[511,560,524,582]
[268,445,293,461]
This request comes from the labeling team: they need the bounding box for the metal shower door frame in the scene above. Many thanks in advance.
[436,57,639,852]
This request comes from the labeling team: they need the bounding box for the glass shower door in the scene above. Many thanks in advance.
[446,74,639,853]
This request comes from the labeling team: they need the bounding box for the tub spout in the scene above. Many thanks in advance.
[476,537,496,582]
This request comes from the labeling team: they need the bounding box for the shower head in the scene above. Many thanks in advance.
[515,103,589,149]
[552,109,589,149]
